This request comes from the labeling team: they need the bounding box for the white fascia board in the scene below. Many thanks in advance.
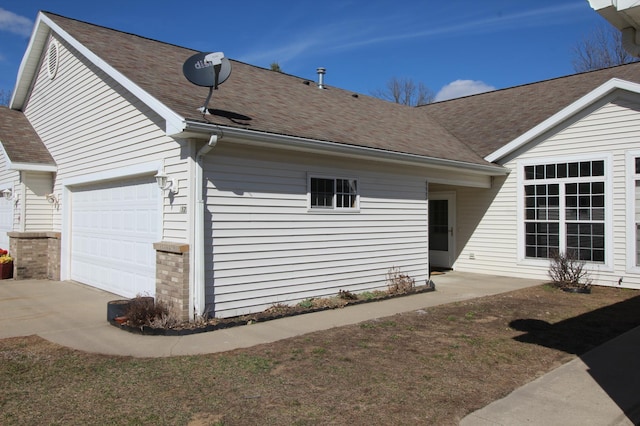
[10,14,51,109]
[8,162,57,172]
[184,120,508,177]
[486,78,640,163]
[13,13,186,135]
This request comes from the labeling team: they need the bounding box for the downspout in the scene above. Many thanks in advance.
[622,27,640,57]
[193,133,219,318]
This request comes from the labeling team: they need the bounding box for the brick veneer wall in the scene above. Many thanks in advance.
[153,242,190,321]
[8,232,61,280]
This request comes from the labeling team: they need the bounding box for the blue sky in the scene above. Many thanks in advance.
[0,1,608,102]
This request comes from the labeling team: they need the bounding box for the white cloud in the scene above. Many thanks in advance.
[0,8,33,37]
[434,80,496,102]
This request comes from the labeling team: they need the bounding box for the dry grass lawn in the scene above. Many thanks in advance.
[2,283,640,425]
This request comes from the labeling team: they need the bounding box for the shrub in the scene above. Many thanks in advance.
[548,250,592,289]
[125,296,179,328]
[338,289,358,300]
[386,266,415,295]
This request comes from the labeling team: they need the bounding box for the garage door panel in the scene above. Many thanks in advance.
[70,177,160,298]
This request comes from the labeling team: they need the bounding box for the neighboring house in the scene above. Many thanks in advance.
[2,11,640,321]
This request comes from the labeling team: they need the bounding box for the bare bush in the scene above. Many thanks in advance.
[387,266,415,294]
[548,250,592,289]
[125,296,179,328]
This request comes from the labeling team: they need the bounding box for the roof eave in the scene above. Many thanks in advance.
[485,78,640,163]
[10,13,50,110]
[8,162,57,172]
[12,12,186,135]
[0,141,56,172]
[183,121,508,177]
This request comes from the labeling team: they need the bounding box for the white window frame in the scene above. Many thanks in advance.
[517,154,613,271]
[626,150,640,273]
[307,174,360,212]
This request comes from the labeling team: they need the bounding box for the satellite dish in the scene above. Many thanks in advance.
[182,51,232,113]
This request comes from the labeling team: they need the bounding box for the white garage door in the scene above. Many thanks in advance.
[70,176,160,298]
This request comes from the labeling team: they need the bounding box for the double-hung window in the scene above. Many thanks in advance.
[523,160,605,262]
[309,176,358,210]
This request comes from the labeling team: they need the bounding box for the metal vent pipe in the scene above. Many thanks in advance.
[317,67,326,89]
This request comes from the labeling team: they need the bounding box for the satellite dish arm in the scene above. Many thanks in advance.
[205,52,224,90]
[213,63,221,90]
[193,52,228,114]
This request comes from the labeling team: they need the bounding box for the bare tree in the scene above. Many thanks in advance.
[371,77,434,106]
[0,89,11,107]
[572,24,639,72]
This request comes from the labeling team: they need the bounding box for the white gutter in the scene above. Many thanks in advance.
[192,133,219,318]
[183,121,507,176]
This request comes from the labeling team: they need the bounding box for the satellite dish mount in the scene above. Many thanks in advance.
[182,51,232,114]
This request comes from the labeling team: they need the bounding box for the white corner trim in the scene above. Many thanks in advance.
[486,78,640,163]
[15,12,186,135]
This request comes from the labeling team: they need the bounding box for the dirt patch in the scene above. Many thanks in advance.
[2,284,640,424]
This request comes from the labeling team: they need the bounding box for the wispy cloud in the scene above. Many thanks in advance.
[239,3,586,66]
[0,8,33,37]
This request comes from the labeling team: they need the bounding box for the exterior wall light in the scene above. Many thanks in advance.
[46,193,60,208]
[154,172,178,194]
[2,188,16,201]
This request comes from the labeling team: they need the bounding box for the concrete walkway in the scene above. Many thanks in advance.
[0,272,538,357]
[2,272,640,425]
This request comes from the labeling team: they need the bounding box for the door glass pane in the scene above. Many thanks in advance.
[429,200,448,251]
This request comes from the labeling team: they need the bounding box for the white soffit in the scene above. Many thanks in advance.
[589,0,640,30]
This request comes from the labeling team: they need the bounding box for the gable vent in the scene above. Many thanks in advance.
[46,40,59,80]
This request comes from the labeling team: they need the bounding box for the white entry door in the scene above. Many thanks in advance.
[429,192,456,269]
[69,176,160,298]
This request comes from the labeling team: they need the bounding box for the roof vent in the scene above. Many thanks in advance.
[46,40,59,80]
[317,67,326,89]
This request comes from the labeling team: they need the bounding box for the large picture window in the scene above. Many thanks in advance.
[634,157,640,266]
[309,176,358,210]
[523,160,605,262]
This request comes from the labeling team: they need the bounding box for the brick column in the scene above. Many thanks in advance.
[153,241,190,321]
[8,232,61,280]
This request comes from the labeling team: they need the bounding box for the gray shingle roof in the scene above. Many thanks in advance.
[44,12,490,167]
[0,106,55,166]
[423,61,640,159]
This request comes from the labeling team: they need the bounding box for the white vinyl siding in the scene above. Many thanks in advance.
[203,144,429,318]
[455,96,640,289]
[22,35,188,243]
[22,172,54,231]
